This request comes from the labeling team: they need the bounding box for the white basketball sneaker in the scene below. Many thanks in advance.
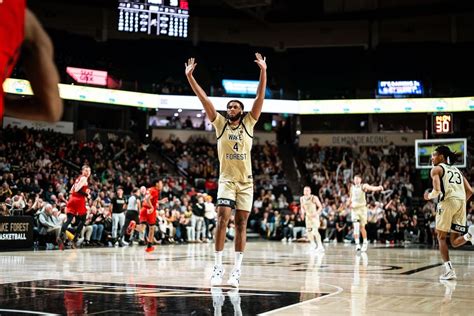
[466,225,474,244]
[355,244,361,252]
[210,265,225,286]
[227,268,241,288]
[361,242,368,252]
[439,269,457,281]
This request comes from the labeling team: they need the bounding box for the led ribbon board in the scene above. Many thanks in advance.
[4,78,474,114]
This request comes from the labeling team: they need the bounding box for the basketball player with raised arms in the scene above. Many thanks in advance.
[185,53,267,287]
[347,175,384,252]
[60,165,91,249]
[300,186,324,252]
[424,145,474,280]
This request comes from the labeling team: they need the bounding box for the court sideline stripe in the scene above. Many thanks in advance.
[259,283,343,315]
[400,263,442,275]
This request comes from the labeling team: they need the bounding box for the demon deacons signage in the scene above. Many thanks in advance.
[0,217,33,248]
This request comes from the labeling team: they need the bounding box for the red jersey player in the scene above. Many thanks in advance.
[139,179,168,252]
[60,165,91,249]
[0,0,62,123]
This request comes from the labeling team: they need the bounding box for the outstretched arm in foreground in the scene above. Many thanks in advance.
[5,9,63,122]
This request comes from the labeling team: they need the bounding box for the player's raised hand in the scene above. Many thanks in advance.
[185,58,197,77]
[254,53,267,71]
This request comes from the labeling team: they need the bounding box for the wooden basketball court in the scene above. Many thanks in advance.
[0,242,472,315]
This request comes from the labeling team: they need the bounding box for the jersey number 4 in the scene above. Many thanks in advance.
[447,170,462,184]
[233,143,239,152]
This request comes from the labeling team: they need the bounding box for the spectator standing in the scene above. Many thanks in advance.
[110,187,127,247]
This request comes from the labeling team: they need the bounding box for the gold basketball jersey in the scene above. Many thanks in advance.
[438,163,465,201]
[302,195,318,218]
[212,112,257,183]
[351,184,367,208]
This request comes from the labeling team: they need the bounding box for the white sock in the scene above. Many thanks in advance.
[363,238,368,244]
[444,261,453,271]
[234,252,244,270]
[215,251,223,266]
[353,222,360,242]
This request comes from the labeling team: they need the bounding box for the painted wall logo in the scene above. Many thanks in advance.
[331,135,389,146]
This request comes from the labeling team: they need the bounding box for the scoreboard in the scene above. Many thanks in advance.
[118,0,189,38]
[432,113,453,135]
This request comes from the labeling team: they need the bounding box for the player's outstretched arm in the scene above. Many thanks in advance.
[185,58,217,122]
[362,184,384,192]
[250,53,267,121]
[5,9,63,122]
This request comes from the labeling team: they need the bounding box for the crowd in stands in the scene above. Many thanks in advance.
[0,126,288,249]
[248,142,474,247]
[2,125,473,249]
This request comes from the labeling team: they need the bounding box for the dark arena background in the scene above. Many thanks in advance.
[1,0,474,315]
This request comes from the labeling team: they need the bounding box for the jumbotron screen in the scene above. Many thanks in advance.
[118,0,189,38]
